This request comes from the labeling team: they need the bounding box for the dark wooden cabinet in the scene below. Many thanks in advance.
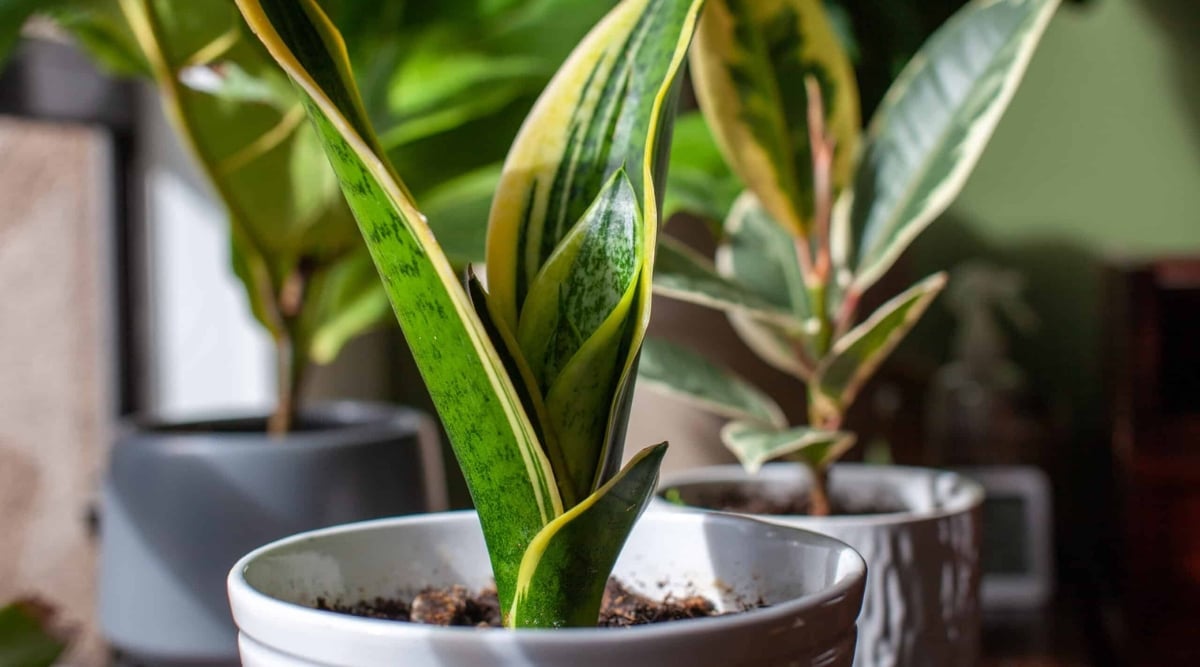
[1107,259,1200,664]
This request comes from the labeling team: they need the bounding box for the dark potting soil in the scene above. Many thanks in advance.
[676,487,906,516]
[316,579,746,628]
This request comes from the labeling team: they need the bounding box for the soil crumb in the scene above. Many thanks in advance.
[317,578,750,628]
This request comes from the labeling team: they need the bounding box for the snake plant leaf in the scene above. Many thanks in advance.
[663,111,740,223]
[517,170,643,502]
[848,0,1060,293]
[810,272,947,427]
[487,0,705,332]
[0,599,69,667]
[722,421,855,474]
[653,236,799,328]
[488,0,705,499]
[639,337,787,429]
[509,442,668,628]
[236,0,561,612]
[689,0,860,238]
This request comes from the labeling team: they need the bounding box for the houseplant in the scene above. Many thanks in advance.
[225,0,866,663]
[643,0,1060,664]
[0,1,617,661]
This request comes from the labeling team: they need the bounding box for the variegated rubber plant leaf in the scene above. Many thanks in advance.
[688,0,860,238]
[236,0,702,628]
[639,336,787,429]
[722,421,855,474]
[809,272,947,428]
[844,0,1061,294]
[487,0,704,506]
[714,191,815,378]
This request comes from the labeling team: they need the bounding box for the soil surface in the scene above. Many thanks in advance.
[317,578,743,628]
[675,487,906,516]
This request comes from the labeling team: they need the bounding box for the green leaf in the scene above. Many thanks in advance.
[721,420,855,473]
[639,336,786,428]
[810,272,947,426]
[714,191,813,378]
[717,191,809,318]
[509,443,667,628]
[237,0,560,614]
[487,0,705,502]
[663,111,740,222]
[517,171,643,501]
[689,0,860,237]
[419,164,500,266]
[118,0,374,362]
[652,236,796,327]
[305,247,391,365]
[848,0,1060,293]
[487,0,704,334]
[0,599,69,667]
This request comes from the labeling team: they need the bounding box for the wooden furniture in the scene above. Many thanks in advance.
[1107,259,1200,665]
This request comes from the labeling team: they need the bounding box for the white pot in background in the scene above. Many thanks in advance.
[657,463,984,667]
[228,510,866,667]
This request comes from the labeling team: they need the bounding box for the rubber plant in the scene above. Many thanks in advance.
[235,0,702,627]
[645,0,1060,514]
[0,0,614,435]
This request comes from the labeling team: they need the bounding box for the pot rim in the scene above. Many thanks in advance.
[115,400,425,450]
[658,462,985,528]
[228,510,866,643]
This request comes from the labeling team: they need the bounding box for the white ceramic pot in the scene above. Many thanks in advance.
[228,510,866,667]
[656,463,984,667]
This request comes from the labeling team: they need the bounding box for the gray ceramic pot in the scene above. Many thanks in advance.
[98,401,445,666]
[657,463,984,667]
[228,510,867,667]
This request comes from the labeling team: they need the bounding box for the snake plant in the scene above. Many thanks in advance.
[235,0,702,627]
[645,0,1060,514]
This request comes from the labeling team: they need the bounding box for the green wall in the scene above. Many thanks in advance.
[912,0,1200,442]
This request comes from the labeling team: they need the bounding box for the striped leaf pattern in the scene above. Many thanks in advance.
[689,0,859,238]
[237,0,559,615]
[236,0,702,628]
[487,0,704,503]
[722,421,855,473]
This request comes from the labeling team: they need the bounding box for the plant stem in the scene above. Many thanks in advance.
[808,465,832,517]
[267,262,315,438]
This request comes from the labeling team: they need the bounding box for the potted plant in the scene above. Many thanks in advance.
[0,0,612,662]
[224,0,867,664]
[642,0,1060,664]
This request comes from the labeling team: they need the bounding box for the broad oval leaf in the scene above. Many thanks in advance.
[0,599,70,667]
[722,421,855,473]
[811,272,947,427]
[509,443,667,628]
[652,236,797,326]
[849,0,1060,292]
[639,336,787,429]
[236,0,559,613]
[715,191,815,378]
[689,0,860,237]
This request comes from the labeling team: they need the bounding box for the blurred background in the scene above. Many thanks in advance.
[0,0,1196,665]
